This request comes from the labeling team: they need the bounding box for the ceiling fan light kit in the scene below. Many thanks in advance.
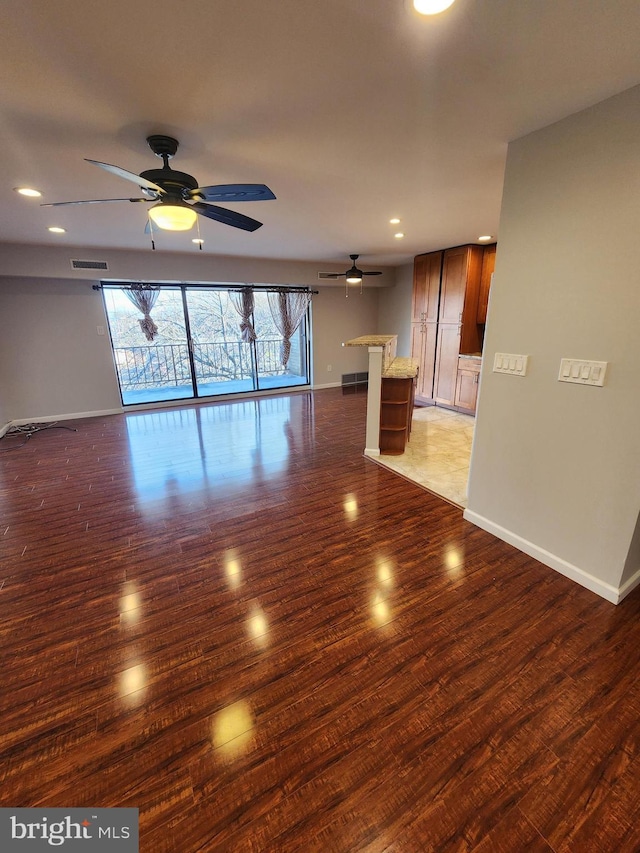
[148,202,197,231]
[413,0,456,15]
[42,134,276,237]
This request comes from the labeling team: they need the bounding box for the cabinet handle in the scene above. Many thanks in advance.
[474,373,479,384]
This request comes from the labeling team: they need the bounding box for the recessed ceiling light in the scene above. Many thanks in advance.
[15,187,42,198]
[48,226,66,234]
[478,235,493,242]
[389,218,401,225]
[192,238,204,244]
[413,0,456,15]
[394,232,405,239]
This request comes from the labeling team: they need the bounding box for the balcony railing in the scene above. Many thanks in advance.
[113,338,296,391]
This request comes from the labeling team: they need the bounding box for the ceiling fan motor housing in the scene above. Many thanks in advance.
[139,168,199,198]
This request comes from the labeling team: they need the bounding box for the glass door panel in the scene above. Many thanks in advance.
[253,292,309,390]
[104,287,194,405]
[185,289,255,397]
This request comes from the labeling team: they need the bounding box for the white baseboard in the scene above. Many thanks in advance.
[312,381,342,390]
[10,408,123,426]
[0,422,11,438]
[364,448,380,457]
[617,567,640,602]
[463,508,625,604]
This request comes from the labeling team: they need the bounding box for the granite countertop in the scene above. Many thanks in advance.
[344,335,397,347]
[383,357,419,378]
[459,353,482,360]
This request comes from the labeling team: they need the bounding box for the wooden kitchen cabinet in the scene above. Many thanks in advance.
[433,324,462,407]
[477,243,496,324]
[411,321,438,402]
[411,250,442,404]
[454,356,481,414]
[412,251,442,323]
[433,245,483,407]
[439,245,483,354]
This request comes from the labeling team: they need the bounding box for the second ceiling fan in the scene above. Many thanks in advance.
[323,254,383,296]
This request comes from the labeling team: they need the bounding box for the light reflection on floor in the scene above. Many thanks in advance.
[124,395,310,505]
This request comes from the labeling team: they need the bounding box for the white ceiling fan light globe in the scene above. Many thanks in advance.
[148,203,197,231]
[413,0,456,15]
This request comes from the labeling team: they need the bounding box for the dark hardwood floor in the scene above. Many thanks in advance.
[1,387,639,852]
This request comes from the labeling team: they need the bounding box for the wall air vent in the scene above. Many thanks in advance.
[70,259,109,271]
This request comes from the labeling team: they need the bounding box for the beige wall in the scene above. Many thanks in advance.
[378,262,414,357]
[311,287,379,387]
[466,84,640,602]
[0,277,122,421]
[0,269,382,421]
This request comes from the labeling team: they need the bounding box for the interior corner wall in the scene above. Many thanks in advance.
[0,277,122,421]
[466,84,640,602]
[377,262,414,357]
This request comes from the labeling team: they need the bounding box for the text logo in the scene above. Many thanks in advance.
[0,809,138,851]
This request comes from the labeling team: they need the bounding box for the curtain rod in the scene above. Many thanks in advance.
[93,283,319,294]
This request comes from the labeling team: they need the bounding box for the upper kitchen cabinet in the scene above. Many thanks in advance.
[477,243,496,325]
[439,245,484,354]
[411,251,442,324]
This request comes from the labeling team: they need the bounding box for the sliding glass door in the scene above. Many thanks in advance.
[103,287,194,404]
[185,289,255,396]
[103,285,310,406]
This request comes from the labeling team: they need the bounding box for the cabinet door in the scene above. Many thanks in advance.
[477,244,496,325]
[418,322,437,401]
[439,247,468,324]
[412,252,442,323]
[454,369,479,413]
[411,321,437,403]
[434,324,461,407]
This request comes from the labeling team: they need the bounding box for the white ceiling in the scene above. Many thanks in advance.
[2,0,640,267]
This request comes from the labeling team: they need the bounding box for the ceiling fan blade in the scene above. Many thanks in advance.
[41,198,153,207]
[191,183,276,203]
[85,159,165,194]
[322,273,347,278]
[191,202,263,232]
[363,271,383,276]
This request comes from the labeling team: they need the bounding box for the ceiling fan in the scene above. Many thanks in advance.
[322,254,383,296]
[41,135,276,233]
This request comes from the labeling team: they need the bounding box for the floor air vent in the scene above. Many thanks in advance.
[70,259,109,271]
[341,372,369,386]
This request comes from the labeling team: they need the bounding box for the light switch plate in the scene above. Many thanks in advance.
[493,352,529,376]
[558,359,607,387]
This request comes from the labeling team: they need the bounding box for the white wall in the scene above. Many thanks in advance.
[466,84,640,603]
[378,262,414,357]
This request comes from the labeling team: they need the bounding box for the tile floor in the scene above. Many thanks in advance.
[373,405,475,508]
